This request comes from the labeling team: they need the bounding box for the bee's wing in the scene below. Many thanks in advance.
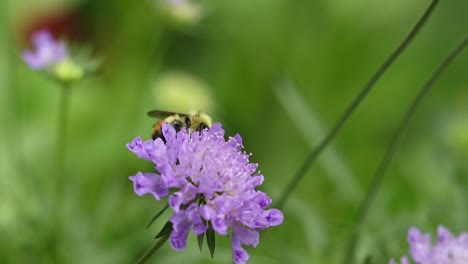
[147,110,189,118]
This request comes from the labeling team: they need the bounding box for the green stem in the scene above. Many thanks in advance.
[136,235,170,264]
[53,83,72,262]
[343,34,468,264]
[57,84,71,200]
[274,0,440,210]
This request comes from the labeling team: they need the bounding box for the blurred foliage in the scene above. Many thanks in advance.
[1,0,468,263]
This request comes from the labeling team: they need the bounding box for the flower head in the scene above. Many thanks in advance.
[22,30,92,84]
[390,225,468,264]
[22,30,67,69]
[128,123,284,264]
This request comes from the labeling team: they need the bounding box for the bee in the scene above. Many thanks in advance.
[147,110,213,140]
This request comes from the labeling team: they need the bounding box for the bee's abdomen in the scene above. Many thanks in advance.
[151,120,165,141]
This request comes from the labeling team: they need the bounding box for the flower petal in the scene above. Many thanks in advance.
[212,216,229,236]
[22,51,44,69]
[233,223,259,247]
[169,193,183,212]
[231,233,249,264]
[408,226,431,262]
[127,137,162,161]
[252,191,271,209]
[169,217,192,251]
[262,209,284,226]
[23,30,67,69]
[437,225,452,243]
[186,204,208,235]
[129,172,168,200]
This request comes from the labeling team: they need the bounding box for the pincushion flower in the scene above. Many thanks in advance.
[128,123,284,264]
[22,30,87,83]
[390,225,468,264]
[22,30,67,69]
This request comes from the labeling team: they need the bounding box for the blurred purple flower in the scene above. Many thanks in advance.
[22,30,67,69]
[390,225,468,264]
[128,123,284,264]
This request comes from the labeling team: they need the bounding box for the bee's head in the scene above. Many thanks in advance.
[164,114,184,131]
[188,112,212,131]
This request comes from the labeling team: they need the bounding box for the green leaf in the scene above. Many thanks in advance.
[197,234,204,252]
[146,204,169,229]
[154,221,173,239]
[206,224,215,258]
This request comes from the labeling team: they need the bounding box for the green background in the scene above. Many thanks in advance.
[1,0,468,263]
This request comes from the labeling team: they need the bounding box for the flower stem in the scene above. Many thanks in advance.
[136,235,170,264]
[343,34,468,264]
[57,83,71,201]
[53,83,72,262]
[274,0,440,210]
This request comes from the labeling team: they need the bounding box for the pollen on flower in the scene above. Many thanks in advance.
[127,123,284,264]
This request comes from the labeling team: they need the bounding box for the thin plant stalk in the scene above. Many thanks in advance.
[343,34,468,264]
[275,0,440,210]
[57,84,71,204]
[53,83,72,262]
[136,235,170,264]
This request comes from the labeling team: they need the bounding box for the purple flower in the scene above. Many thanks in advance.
[128,123,284,264]
[390,225,468,264]
[22,30,67,69]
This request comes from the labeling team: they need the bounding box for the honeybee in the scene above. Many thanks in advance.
[147,110,213,140]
